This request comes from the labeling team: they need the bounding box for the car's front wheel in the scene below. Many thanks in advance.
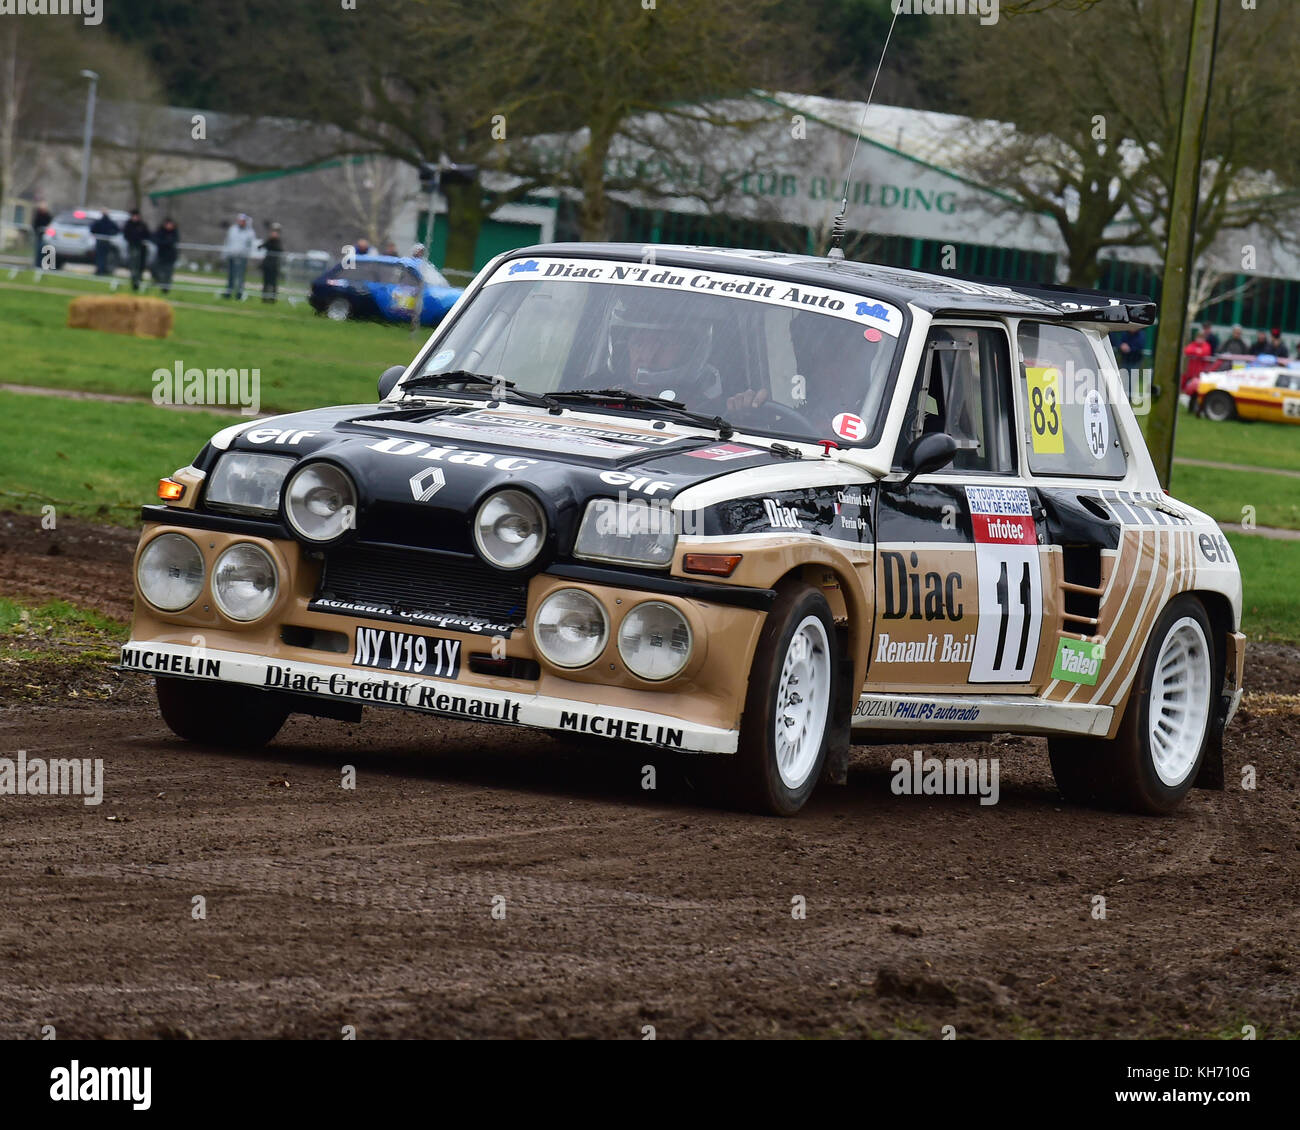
[1202,391,1237,422]
[325,297,353,321]
[1049,596,1215,814]
[730,582,837,815]
[156,677,289,749]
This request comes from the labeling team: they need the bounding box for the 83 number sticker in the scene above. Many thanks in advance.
[1025,366,1064,454]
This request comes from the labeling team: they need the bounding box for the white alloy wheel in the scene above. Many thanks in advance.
[774,615,831,790]
[1148,615,1212,787]
[326,297,352,321]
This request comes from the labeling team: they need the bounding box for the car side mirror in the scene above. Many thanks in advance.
[377,364,406,400]
[897,432,957,487]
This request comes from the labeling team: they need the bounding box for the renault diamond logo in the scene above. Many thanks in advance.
[409,467,447,501]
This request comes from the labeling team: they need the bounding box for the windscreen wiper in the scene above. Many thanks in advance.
[400,370,560,413]
[549,387,734,440]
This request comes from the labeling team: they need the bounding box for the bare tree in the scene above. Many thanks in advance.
[940,0,1300,285]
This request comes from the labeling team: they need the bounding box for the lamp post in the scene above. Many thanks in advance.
[76,69,99,209]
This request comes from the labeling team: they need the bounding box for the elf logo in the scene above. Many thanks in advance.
[763,498,803,529]
[881,550,963,621]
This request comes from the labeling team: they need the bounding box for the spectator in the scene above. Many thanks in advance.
[1268,328,1289,359]
[381,239,398,256]
[222,213,256,299]
[259,222,284,303]
[1182,330,1214,415]
[31,200,52,268]
[123,208,151,291]
[151,217,179,294]
[89,210,120,275]
[1222,324,1250,355]
[1199,322,1219,353]
[354,237,371,256]
[1113,327,1147,379]
[1250,331,1272,357]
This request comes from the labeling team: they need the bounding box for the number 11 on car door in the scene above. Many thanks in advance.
[966,485,1043,683]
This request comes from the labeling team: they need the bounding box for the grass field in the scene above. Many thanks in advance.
[0,391,235,521]
[0,279,414,413]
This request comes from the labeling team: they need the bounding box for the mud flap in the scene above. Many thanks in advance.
[821,656,855,786]
[1194,694,1229,790]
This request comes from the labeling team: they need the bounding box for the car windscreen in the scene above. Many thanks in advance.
[53,212,93,226]
[410,256,905,445]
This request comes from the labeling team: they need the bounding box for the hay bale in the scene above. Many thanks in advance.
[67,295,174,339]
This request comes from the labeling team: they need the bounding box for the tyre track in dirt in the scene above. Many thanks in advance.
[1,511,1297,1038]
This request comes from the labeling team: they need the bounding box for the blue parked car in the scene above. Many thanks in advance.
[309,255,461,326]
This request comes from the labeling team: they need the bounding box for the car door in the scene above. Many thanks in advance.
[867,321,1050,694]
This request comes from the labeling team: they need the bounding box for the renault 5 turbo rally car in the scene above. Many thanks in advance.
[1191,361,1300,424]
[119,244,1245,816]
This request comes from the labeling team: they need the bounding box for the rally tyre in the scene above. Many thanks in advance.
[1202,391,1236,422]
[155,676,289,749]
[1049,596,1215,814]
[731,583,838,816]
[325,297,353,321]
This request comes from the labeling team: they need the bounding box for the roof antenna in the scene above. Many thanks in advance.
[827,5,902,260]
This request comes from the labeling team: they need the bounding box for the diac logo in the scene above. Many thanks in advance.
[881,550,963,621]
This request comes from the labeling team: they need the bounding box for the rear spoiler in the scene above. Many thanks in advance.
[938,271,1158,326]
[1006,281,1157,326]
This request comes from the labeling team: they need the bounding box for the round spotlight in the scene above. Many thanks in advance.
[533,588,608,669]
[618,601,692,681]
[474,489,546,571]
[212,543,278,622]
[284,462,357,543]
[137,532,204,612]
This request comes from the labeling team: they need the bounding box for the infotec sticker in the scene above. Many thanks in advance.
[483,257,905,336]
[965,484,1036,545]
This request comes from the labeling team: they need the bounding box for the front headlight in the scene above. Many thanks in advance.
[205,453,294,516]
[574,498,676,568]
[533,589,608,668]
[284,462,357,542]
[137,532,204,612]
[474,489,546,571]
[618,601,692,681]
[212,543,278,622]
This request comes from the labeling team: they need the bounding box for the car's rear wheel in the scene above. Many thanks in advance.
[325,297,353,321]
[1049,596,1214,814]
[1202,391,1236,422]
[156,676,289,749]
[728,582,837,815]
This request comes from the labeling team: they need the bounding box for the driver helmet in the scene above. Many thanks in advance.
[609,294,715,401]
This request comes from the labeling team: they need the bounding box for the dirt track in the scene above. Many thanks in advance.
[1,510,1297,1039]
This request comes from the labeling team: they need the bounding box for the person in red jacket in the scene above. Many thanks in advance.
[1182,330,1214,415]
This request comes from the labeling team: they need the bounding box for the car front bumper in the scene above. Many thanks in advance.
[121,521,771,754]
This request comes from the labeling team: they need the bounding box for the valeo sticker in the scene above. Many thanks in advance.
[1026,366,1065,454]
[1053,637,1105,685]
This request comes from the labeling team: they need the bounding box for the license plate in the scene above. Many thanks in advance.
[353,626,461,677]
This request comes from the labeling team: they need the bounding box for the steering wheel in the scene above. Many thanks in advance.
[732,396,822,438]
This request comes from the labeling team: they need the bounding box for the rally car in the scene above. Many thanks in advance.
[1192,362,1300,424]
[119,244,1245,816]
[309,254,461,326]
